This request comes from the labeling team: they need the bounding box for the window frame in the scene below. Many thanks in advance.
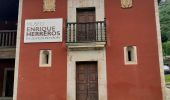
[124,46,138,65]
[39,50,52,67]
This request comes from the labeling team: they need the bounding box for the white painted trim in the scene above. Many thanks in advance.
[67,49,107,100]
[67,0,105,22]
[13,0,23,100]
[124,46,138,65]
[2,68,14,97]
[154,0,166,100]
[67,1,106,99]
[39,50,52,67]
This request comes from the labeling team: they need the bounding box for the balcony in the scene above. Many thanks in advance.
[66,20,106,50]
[0,30,16,48]
[0,97,12,100]
[0,30,17,59]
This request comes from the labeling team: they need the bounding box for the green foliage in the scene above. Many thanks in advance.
[158,0,161,4]
[159,2,170,41]
[163,41,170,56]
[161,33,168,43]
[165,74,170,84]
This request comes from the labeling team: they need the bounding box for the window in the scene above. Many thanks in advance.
[39,50,52,67]
[2,68,14,97]
[124,46,137,65]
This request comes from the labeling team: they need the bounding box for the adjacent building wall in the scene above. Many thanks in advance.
[0,21,17,30]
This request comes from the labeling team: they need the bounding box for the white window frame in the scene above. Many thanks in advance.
[39,50,52,67]
[124,46,138,65]
[2,68,14,97]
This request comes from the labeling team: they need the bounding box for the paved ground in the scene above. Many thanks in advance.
[166,87,170,100]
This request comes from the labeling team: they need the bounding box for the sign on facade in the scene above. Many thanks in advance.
[24,18,63,43]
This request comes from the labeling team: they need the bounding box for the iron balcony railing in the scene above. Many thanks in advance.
[0,30,17,48]
[66,19,106,43]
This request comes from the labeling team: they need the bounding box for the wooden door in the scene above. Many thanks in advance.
[76,62,98,100]
[77,8,96,42]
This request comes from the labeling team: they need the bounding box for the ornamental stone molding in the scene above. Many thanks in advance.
[121,0,133,8]
[43,0,56,12]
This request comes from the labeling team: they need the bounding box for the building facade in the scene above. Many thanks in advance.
[0,0,165,100]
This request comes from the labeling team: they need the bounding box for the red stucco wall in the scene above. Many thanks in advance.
[17,0,67,100]
[105,0,163,100]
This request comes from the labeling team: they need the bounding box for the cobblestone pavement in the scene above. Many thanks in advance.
[166,87,170,100]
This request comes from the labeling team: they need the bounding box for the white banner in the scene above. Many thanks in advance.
[24,18,63,43]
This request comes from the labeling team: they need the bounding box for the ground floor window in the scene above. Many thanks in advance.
[124,46,138,65]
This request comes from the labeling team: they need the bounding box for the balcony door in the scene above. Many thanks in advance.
[77,8,96,42]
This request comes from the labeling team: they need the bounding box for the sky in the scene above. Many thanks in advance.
[0,0,19,21]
